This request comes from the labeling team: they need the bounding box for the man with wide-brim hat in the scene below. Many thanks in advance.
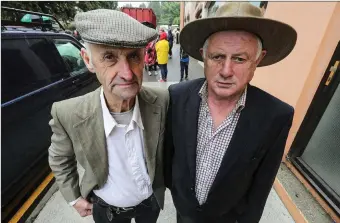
[164,2,297,222]
[48,9,169,223]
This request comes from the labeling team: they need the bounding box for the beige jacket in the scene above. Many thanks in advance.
[48,86,169,208]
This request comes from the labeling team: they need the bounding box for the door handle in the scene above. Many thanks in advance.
[72,79,80,84]
[325,60,339,86]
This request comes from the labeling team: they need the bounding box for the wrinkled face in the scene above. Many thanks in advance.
[81,44,144,101]
[200,31,266,100]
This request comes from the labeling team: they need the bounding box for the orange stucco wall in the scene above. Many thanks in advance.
[251,2,337,107]
[284,2,340,156]
[249,2,340,156]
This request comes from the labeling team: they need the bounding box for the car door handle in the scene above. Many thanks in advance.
[72,79,80,84]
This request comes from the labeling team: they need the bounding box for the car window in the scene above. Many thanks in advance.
[53,39,88,77]
[1,38,66,103]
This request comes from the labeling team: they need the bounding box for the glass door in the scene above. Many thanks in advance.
[289,41,340,215]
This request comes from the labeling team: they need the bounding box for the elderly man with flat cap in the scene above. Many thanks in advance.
[164,2,297,223]
[48,9,168,223]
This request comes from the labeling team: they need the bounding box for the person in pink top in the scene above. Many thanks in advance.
[144,40,158,76]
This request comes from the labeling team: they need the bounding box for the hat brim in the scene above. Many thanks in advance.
[179,17,297,67]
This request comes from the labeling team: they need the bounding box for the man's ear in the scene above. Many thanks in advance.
[199,48,204,58]
[255,50,267,66]
[80,48,95,73]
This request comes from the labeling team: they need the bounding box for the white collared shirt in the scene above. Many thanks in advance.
[70,88,152,208]
[69,89,153,207]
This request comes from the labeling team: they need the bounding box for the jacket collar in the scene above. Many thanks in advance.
[100,87,144,137]
[73,86,158,126]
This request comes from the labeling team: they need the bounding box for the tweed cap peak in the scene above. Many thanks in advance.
[75,9,158,48]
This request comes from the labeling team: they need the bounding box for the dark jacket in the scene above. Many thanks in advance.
[167,30,174,43]
[164,78,294,223]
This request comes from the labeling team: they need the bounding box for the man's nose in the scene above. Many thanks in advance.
[117,59,134,81]
[220,58,234,78]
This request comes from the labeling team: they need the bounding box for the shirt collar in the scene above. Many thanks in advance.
[100,88,144,137]
[198,80,247,113]
[236,87,247,113]
[128,95,144,132]
[198,81,209,104]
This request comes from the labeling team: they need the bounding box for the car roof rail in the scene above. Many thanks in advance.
[1,6,65,32]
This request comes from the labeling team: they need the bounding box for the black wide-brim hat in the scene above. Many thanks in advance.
[180,2,297,67]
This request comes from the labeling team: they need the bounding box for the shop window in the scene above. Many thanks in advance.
[207,1,268,17]
[260,1,268,9]
[259,1,268,15]
[195,8,202,19]
[207,1,224,17]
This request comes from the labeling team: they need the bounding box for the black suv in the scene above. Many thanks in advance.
[1,7,100,221]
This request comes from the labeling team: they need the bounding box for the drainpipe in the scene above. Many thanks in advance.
[180,2,184,30]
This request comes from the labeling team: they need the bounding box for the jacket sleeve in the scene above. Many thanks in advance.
[48,102,81,203]
[238,110,294,223]
[164,87,175,189]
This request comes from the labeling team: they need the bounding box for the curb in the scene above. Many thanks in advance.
[274,178,309,223]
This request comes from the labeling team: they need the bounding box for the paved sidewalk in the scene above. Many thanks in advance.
[33,189,294,223]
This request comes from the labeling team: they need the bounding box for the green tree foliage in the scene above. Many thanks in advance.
[160,2,180,25]
[139,3,147,8]
[172,16,180,25]
[147,1,161,23]
[147,1,179,26]
[77,1,118,12]
[1,1,118,24]
[121,3,133,8]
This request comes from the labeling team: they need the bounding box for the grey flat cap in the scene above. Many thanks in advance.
[75,9,158,48]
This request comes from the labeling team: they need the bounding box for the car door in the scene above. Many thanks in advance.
[1,34,71,216]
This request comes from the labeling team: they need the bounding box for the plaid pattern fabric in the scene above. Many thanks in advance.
[195,81,247,205]
[75,9,158,48]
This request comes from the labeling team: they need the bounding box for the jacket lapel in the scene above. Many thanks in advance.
[139,87,161,183]
[208,108,251,193]
[209,85,262,192]
[73,88,108,187]
[185,80,204,185]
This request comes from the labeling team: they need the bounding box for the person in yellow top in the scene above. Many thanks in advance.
[155,32,169,82]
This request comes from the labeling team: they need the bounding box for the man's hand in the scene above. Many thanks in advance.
[73,198,93,217]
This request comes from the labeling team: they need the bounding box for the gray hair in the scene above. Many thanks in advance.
[202,34,263,60]
[83,42,94,67]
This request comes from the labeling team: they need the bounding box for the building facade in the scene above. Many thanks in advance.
[181,1,340,222]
